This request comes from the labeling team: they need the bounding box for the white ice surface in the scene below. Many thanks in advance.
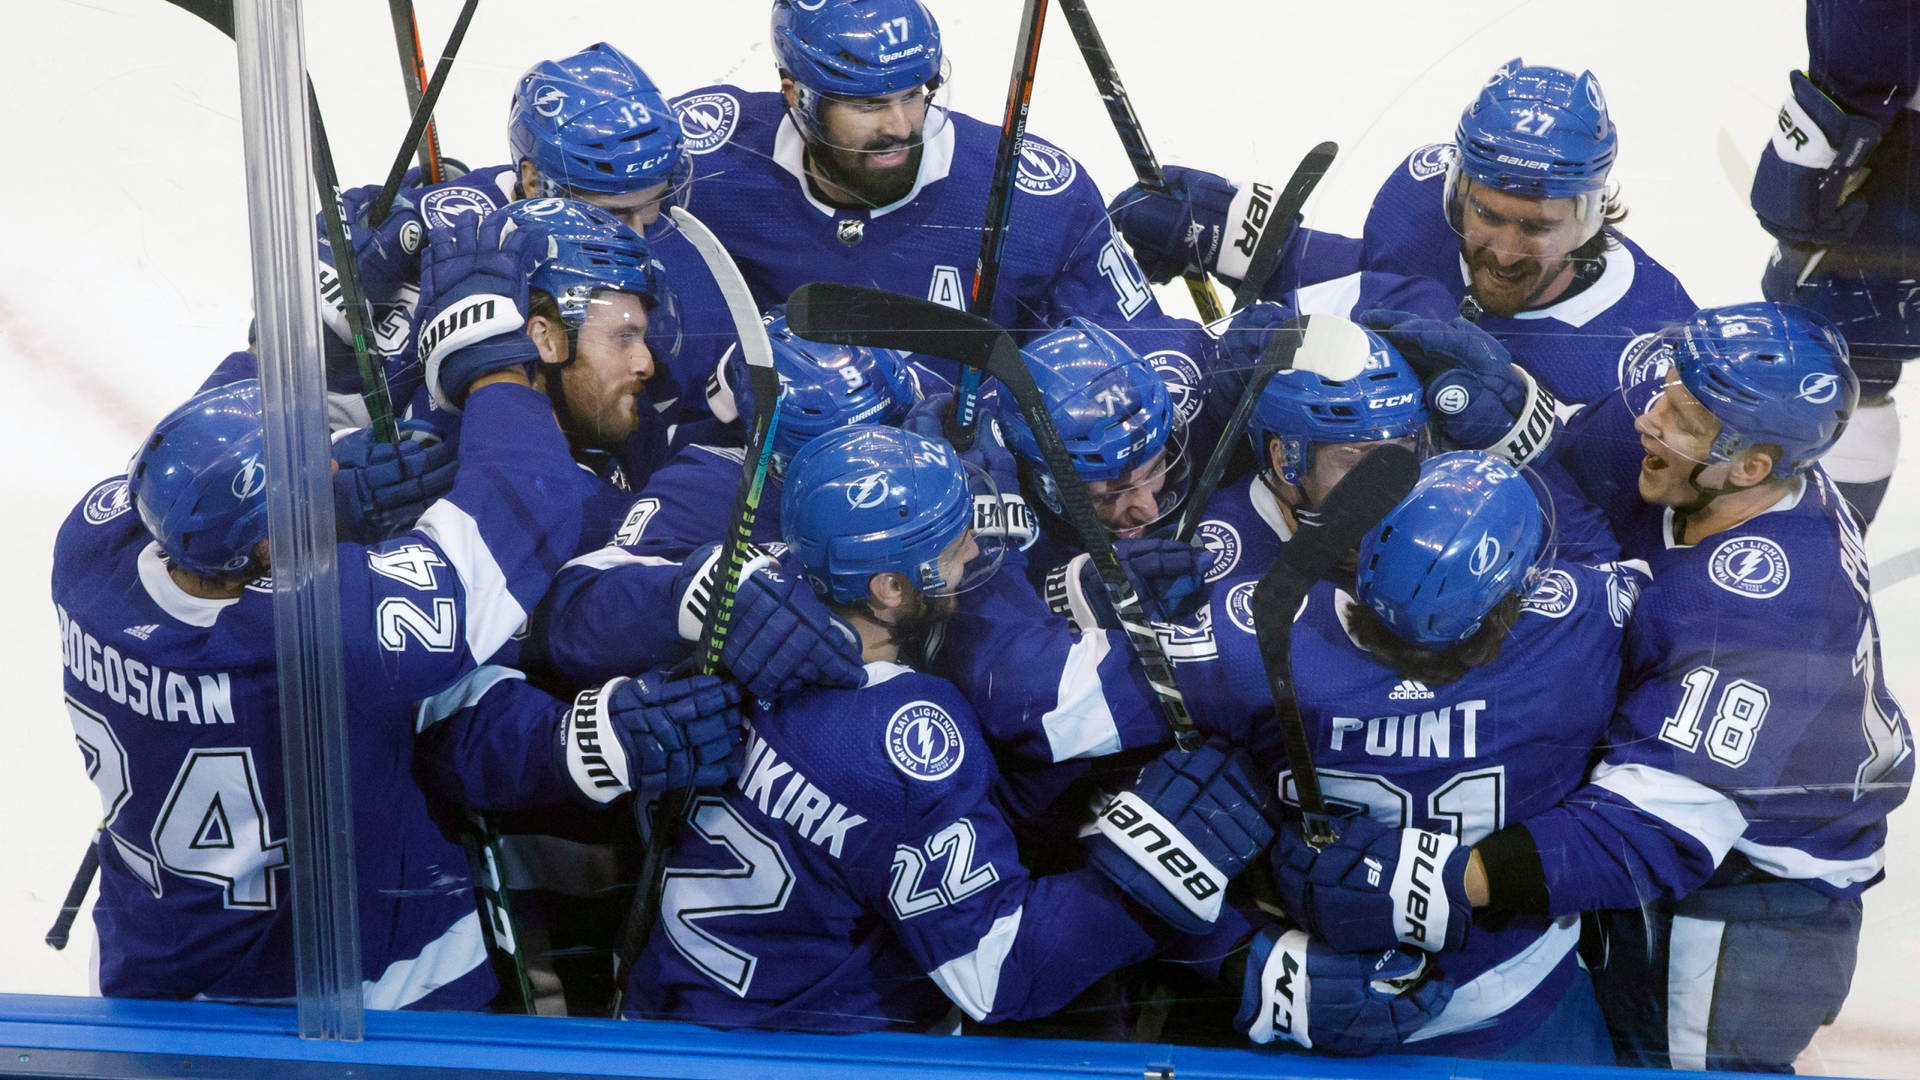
[2,1,1916,1074]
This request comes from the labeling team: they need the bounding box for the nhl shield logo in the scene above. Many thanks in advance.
[83,479,132,524]
[837,218,866,246]
[1709,536,1791,598]
[1014,141,1077,196]
[674,92,740,155]
[886,702,965,782]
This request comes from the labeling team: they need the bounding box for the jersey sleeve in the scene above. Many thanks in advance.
[411,665,582,813]
[338,381,588,703]
[1806,0,1920,127]
[850,683,1168,1022]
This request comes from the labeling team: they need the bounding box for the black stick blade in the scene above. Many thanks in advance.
[1253,442,1419,844]
[786,281,1008,372]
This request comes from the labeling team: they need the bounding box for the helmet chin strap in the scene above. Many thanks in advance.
[1674,459,1764,522]
[545,326,584,447]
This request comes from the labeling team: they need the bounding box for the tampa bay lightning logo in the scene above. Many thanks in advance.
[231,455,268,500]
[674,92,740,155]
[1407,142,1457,182]
[1196,521,1240,582]
[420,186,494,228]
[886,701,965,782]
[83,478,132,524]
[847,471,890,509]
[795,0,829,9]
[1147,350,1204,426]
[1467,533,1501,576]
[1520,568,1578,618]
[1798,372,1841,404]
[1708,536,1791,598]
[1584,74,1606,115]
[1014,140,1077,196]
[531,84,568,119]
[1225,580,1259,634]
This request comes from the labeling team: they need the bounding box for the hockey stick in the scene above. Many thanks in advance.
[43,829,100,950]
[788,281,1202,749]
[387,0,447,183]
[606,207,785,1017]
[1252,443,1418,847]
[1229,141,1338,313]
[1054,0,1225,324]
[368,0,481,227]
[162,0,401,444]
[1172,315,1309,543]
[952,0,1050,448]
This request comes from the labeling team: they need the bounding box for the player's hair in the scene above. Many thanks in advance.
[1568,187,1629,263]
[1342,592,1523,686]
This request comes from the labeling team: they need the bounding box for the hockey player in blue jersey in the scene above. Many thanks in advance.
[1110,60,1695,411]
[1748,0,1920,525]
[1271,303,1911,1071]
[623,423,1275,1032]
[666,0,1208,376]
[533,317,921,698]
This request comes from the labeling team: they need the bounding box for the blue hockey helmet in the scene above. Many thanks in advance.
[782,424,1001,605]
[1447,59,1616,248]
[500,198,681,363]
[1356,451,1549,647]
[127,379,271,578]
[1246,317,1430,487]
[507,42,689,200]
[999,319,1190,531]
[1661,302,1859,478]
[772,0,952,152]
[707,313,921,475]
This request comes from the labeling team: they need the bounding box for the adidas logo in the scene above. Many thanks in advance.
[1388,679,1434,701]
[123,624,159,641]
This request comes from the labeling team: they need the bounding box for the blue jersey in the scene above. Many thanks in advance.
[1521,471,1912,912]
[623,662,1164,1031]
[535,444,786,685]
[668,88,1207,374]
[1285,144,1696,407]
[53,383,586,1008]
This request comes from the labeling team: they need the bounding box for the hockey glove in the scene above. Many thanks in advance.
[1358,309,1561,468]
[1751,70,1882,247]
[330,168,437,304]
[671,542,866,701]
[1273,814,1472,954]
[1109,166,1248,285]
[1234,925,1453,1054]
[415,208,550,412]
[1085,738,1275,933]
[330,422,459,543]
[1047,538,1216,630]
[558,671,745,806]
[903,392,1038,549]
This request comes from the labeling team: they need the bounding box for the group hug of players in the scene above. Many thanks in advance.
[53,0,1920,1071]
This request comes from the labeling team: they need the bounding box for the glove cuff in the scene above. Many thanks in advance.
[561,678,634,804]
[1385,828,1463,950]
[974,491,1040,550]
[420,293,530,413]
[676,543,779,641]
[1486,364,1560,467]
[1239,927,1314,1047]
[1215,179,1275,285]
[1044,554,1106,629]
[1092,790,1229,928]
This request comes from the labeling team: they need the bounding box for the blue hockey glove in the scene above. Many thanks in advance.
[1751,70,1882,247]
[1047,538,1217,630]
[1108,165,1245,284]
[1357,309,1560,467]
[558,671,745,806]
[1234,925,1453,1054]
[415,208,549,412]
[671,542,866,701]
[1085,739,1275,933]
[904,393,1038,550]
[328,169,433,304]
[330,421,458,543]
[1273,814,1473,954]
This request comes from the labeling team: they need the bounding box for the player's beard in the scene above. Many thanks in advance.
[1464,245,1567,319]
[882,590,954,668]
[810,137,924,209]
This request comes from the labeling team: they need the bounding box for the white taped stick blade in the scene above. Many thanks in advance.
[1291,315,1375,382]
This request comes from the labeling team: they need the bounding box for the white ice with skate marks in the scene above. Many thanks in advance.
[4,0,1918,1075]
